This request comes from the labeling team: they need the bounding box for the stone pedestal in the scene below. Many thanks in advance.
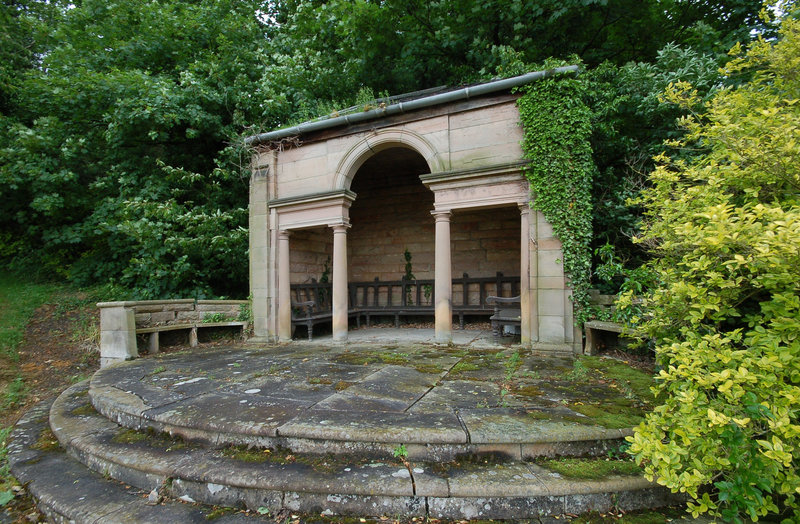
[98,304,137,368]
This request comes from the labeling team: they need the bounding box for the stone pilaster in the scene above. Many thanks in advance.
[277,230,292,342]
[519,203,532,345]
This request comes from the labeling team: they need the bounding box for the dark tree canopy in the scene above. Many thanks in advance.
[267,0,764,100]
[0,0,772,297]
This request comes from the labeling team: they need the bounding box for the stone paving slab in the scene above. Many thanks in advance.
[242,378,346,405]
[459,408,626,444]
[7,399,275,523]
[408,380,501,413]
[311,391,414,412]
[443,462,549,497]
[12,381,683,522]
[89,342,644,458]
[144,392,308,438]
[278,409,467,444]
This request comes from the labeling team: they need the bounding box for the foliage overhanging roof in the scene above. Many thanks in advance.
[244,65,580,147]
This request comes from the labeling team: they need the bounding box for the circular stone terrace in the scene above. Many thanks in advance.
[87,331,648,461]
[16,330,684,521]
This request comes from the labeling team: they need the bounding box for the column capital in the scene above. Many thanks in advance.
[518,202,531,215]
[431,209,451,221]
[278,229,291,239]
[329,221,351,232]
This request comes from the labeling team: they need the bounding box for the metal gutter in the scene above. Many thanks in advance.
[244,65,580,147]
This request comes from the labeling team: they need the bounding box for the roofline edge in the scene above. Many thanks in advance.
[244,65,580,147]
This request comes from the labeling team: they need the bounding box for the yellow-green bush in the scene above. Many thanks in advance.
[625,17,800,522]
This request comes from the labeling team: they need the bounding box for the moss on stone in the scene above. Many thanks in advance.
[413,363,445,374]
[31,427,60,452]
[570,402,646,429]
[378,352,410,365]
[512,384,543,398]
[449,360,481,375]
[70,403,97,416]
[334,380,354,391]
[333,351,380,366]
[220,445,272,463]
[221,445,371,474]
[578,355,655,403]
[537,457,642,479]
[111,427,190,451]
[204,506,236,520]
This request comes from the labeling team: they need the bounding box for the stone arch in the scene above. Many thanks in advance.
[332,129,443,191]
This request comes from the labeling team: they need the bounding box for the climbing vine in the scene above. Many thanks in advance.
[517,68,594,324]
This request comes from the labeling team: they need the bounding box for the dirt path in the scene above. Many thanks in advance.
[1,304,99,429]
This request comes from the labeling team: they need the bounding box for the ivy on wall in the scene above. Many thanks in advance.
[517,69,594,324]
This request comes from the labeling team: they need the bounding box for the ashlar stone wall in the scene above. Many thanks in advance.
[249,93,581,351]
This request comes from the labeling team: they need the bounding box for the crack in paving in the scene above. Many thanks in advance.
[454,409,472,444]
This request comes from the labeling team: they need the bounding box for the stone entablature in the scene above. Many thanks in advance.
[249,86,581,352]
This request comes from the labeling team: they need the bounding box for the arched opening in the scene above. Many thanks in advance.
[348,147,432,282]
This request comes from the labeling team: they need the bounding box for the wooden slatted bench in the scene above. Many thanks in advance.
[291,280,361,340]
[289,273,520,340]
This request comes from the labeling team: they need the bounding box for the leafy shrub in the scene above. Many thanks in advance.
[626,18,800,522]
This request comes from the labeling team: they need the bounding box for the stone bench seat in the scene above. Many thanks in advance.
[98,299,250,366]
[486,295,522,336]
[583,320,624,355]
[135,321,249,354]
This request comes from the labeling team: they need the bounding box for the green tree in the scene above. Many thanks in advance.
[0,0,274,297]
[268,0,764,98]
[626,17,800,521]
[585,45,724,285]
[0,0,771,299]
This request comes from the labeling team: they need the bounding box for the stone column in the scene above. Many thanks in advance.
[331,223,350,341]
[432,210,452,343]
[519,204,531,345]
[277,230,292,342]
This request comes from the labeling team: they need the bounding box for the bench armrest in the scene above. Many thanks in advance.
[291,300,316,318]
[486,295,521,315]
[486,296,521,305]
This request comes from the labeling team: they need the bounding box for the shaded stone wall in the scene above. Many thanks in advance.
[289,228,332,284]
[348,147,434,282]
[348,189,520,290]
[452,207,519,277]
[349,181,435,282]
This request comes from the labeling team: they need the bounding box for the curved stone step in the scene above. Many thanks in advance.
[52,382,682,520]
[7,399,270,523]
[89,347,632,462]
